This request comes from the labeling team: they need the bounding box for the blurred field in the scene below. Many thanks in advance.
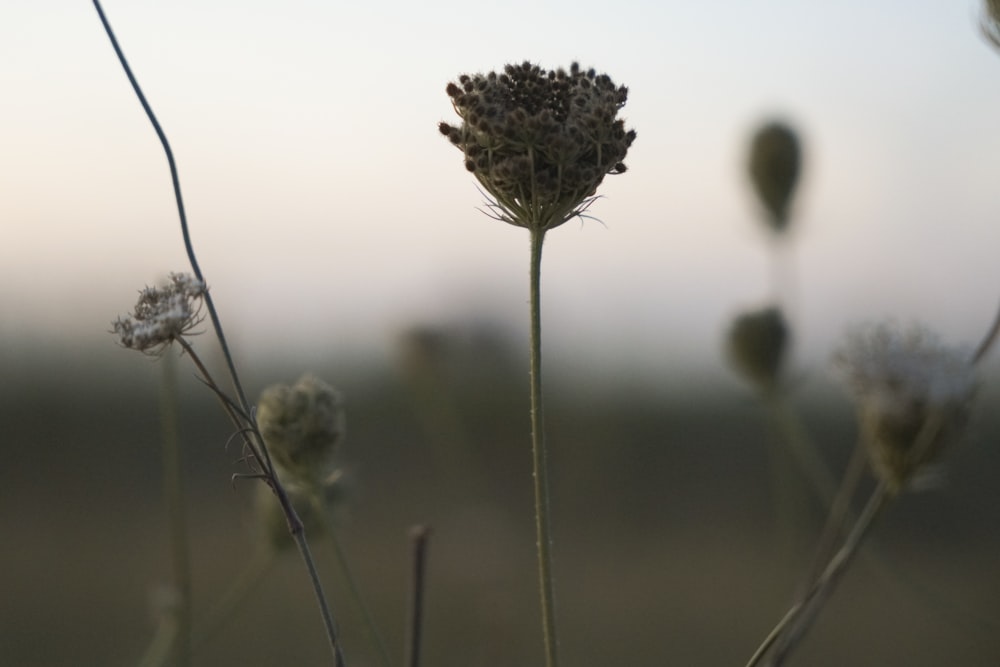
[2,338,999,666]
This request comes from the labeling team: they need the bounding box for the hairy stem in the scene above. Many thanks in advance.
[528,227,559,667]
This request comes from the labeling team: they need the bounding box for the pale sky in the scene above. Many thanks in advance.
[2,0,999,382]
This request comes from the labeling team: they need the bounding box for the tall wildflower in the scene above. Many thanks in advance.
[440,61,635,667]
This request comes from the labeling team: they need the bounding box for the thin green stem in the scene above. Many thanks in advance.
[405,526,431,667]
[281,488,345,667]
[91,0,253,426]
[160,351,192,667]
[528,226,559,667]
[312,494,392,667]
[93,5,341,661]
[746,481,889,667]
[192,548,275,650]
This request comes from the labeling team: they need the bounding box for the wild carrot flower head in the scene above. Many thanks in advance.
[748,121,801,233]
[256,374,345,488]
[439,61,636,231]
[834,323,978,494]
[112,272,206,355]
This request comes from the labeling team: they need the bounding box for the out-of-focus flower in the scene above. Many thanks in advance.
[111,272,206,355]
[748,121,801,234]
[726,306,789,392]
[834,323,977,493]
[256,374,345,487]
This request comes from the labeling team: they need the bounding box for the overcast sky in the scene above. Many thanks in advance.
[2,0,999,383]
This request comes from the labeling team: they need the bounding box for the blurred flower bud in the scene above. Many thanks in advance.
[835,323,977,494]
[257,374,345,487]
[727,306,789,392]
[748,121,801,234]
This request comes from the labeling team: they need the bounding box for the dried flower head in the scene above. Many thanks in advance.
[439,61,636,231]
[257,374,345,487]
[111,272,206,355]
[727,306,789,392]
[748,121,801,233]
[983,0,1000,52]
[835,323,977,494]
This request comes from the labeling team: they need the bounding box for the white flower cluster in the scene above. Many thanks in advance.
[112,272,207,354]
[835,323,977,492]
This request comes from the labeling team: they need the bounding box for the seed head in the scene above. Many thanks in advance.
[748,121,801,234]
[440,61,636,231]
[835,323,977,494]
[256,374,345,487]
[727,306,789,392]
[111,272,206,355]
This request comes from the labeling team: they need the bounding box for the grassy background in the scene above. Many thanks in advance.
[2,336,999,666]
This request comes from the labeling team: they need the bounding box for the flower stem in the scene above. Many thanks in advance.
[160,351,192,667]
[746,481,889,667]
[405,526,431,667]
[312,494,392,667]
[91,0,252,426]
[528,227,559,667]
[192,548,275,649]
[92,5,342,661]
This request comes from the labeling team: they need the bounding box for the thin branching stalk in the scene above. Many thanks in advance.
[746,480,890,667]
[285,509,346,667]
[405,526,431,667]
[793,438,868,597]
[91,0,252,422]
[528,226,559,667]
[764,437,868,667]
[92,3,343,662]
[753,406,951,667]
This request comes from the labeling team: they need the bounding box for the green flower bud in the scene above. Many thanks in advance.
[256,374,345,486]
[748,121,801,234]
[727,306,789,392]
